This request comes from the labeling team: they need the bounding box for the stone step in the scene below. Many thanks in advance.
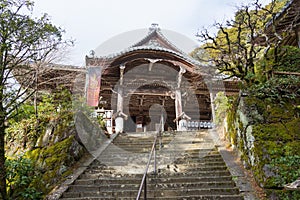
[67,181,236,192]
[90,155,225,166]
[96,151,224,158]
[60,195,244,200]
[74,175,234,185]
[112,137,174,143]
[103,146,214,153]
[81,165,228,178]
[98,148,219,156]
[92,153,224,164]
[115,136,212,142]
[155,170,232,178]
[62,187,240,198]
[112,139,214,145]
[95,155,225,164]
[79,169,232,179]
[83,164,228,175]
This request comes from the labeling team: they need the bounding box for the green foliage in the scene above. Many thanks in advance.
[6,88,74,153]
[0,1,70,198]
[97,115,107,131]
[266,190,300,200]
[196,0,287,84]
[256,46,300,83]
[266,46,300,73]
[270,155,300,186]
[249,76,300,104]
[0,0,67,119]
[5,156,42,200]
[214,92,229,125]
[224,95,239,144]
[253,118,300,142]
[4,88,86,197]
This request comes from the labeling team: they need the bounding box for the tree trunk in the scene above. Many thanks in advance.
[0,110,7,200]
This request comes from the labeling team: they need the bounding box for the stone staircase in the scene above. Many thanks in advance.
[59,131,244,199]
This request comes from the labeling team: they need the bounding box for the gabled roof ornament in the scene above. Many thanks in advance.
[149,23,160,32]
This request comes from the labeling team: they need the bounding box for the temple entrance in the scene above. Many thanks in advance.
[124,85,176,132]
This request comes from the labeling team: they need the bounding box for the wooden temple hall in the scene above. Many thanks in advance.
[83,24,239,133]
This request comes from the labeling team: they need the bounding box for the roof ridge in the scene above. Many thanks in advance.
[130,24,189,56]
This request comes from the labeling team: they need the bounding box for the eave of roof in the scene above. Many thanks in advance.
[88,27,210,68]
[46,63,86,72]
[91,45,208,67]
[265,0,300,32]
[265,0,295,29]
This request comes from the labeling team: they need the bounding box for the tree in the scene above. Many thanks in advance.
[0,0,68,199]
[196,0,288,85]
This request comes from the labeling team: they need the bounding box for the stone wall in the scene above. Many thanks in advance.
[226,95,300,199]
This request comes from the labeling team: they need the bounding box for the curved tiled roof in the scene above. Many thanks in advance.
[95,45,208,67]
[91,27,209,68]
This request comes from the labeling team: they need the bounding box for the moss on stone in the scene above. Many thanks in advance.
[25,135,84,196]
[266,189,300,200]
[226,96,239,145]
[226,95,300,198]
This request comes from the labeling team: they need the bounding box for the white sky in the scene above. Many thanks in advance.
[33,0,271,66]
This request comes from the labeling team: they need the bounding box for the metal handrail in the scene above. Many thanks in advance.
[136,114,163,200]
[136,135,158,200]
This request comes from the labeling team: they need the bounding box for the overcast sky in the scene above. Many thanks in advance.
[33,0,271,66]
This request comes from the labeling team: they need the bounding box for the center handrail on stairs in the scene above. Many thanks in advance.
[136,114,163,200]
[136,133,158,200]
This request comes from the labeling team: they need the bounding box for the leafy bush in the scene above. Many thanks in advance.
[214,92,229,125]
[5,88,86,197]
[5,156,42,200]
[269,155,300,187]
[249,76,300,103]
[6,88,75,153]
[273,46,300,73]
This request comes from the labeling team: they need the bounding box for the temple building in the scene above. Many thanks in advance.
[84,24,239,133]
[262,0,300,47]
[30,25,239,134]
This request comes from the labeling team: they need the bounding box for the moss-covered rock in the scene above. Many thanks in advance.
[226,95,300,198]
[266,189,300,200]
[25,135,84,196]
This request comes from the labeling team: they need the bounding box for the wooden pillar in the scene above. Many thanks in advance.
[117,64,125,113]
[115,64,126,133]
[209,91,216,123]
[174,66,186,130]
[117,88,124,113]
[175,89,182,130]
[208,81,216,123]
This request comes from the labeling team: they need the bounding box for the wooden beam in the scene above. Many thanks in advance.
[273,71,300,76]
